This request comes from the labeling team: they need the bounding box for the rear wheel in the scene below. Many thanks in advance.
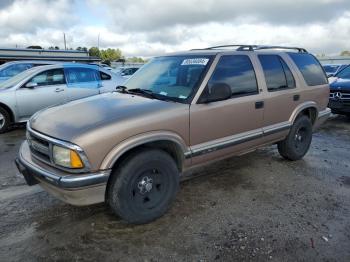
[107,149,179,224]
[0,107,11,134]
[278,115,313,161]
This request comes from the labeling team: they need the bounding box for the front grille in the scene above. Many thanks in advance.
[329,90,350,100]
[27,130,51,164]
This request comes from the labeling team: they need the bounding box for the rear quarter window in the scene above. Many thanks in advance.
[288,53,327,86]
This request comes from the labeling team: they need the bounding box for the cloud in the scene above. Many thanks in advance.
[96,0,350,31]
[0,0,350,57]
[0,0,78,35]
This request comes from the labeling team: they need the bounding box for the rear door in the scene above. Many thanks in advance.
[257,54,300,134]
[189,54,265,164]
[64,67,100,101]
[15,68,67,119]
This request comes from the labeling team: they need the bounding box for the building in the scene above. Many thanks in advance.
[0,48,100,65]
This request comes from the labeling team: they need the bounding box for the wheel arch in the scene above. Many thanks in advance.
[100,131,190,172]
[289,102,318,126]
[0,102,15,123]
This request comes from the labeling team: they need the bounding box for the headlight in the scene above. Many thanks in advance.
[52,145,84,169]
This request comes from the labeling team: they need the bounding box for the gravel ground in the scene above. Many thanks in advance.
[0,116,349,262]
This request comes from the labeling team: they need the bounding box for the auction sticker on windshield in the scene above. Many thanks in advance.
[181,58,209,66]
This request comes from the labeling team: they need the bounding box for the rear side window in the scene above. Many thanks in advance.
[65,67,98,84]
[258,55,295,91]
[288,53,327,86]
[208,55,258,97]
[100,71,111,80]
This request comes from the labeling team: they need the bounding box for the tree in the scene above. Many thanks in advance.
[26,45,43,49]
[76,46,88,52]
[100,48,123,61]
[340,50,350,56]
[127,56,146,63]
[89,47,100,57]
[48,46,60,50]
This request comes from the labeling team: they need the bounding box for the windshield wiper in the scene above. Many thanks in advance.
[116,85,129,93]
[127,88,160,100]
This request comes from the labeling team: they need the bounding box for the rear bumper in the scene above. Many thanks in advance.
[314,108,331,130]
[16,141,111,206]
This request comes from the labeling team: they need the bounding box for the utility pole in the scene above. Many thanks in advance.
[98,33,100,50]
[63,33,67,50]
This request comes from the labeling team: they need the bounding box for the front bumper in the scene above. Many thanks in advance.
[328,99,350,114]
[16,141,111,206]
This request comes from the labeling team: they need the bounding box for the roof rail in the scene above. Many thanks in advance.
[191,45,308,53]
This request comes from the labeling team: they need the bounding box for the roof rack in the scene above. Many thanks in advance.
[191,45,308,53]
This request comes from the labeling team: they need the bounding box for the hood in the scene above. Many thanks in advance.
[30,92,187,142]
[330,78,350,91]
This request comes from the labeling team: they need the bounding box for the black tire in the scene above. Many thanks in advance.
[277,115,313,161]
[107,149,180,224]
[0,107,11,134]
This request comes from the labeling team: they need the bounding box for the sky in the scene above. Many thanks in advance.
[0,0,350,57]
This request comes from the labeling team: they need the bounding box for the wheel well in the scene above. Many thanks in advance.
[110,140,185,172]
[0,103,14,123]
[298,107,317,125]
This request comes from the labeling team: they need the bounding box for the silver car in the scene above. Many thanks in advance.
[0,60,60,82]
[0,63,125,133]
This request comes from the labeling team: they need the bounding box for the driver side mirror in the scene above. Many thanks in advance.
[24,82,38,89]
[199,83,232,103]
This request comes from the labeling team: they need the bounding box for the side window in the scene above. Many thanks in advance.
[28,69,65,86]
[288,53,327,86]
[207,55,258,97]
[100,71,111,80]
[65,67,98,84]
[258,55,295,91]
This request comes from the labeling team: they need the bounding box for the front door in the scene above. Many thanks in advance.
[189,54,264,165]
[15,68,67,120]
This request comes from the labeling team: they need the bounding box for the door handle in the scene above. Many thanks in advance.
[255,101,264,109]
[293,94,300,101]
[55,88,64,93]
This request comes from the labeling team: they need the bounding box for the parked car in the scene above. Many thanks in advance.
[0,63,125,133]
[0,60,59,82]
[114,66,141,79]
[328,64,350,116]
[16,45,330,224]
[89,63,113,71]
[322,64,348,77]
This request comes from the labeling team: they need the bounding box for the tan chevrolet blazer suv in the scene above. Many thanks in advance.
[16,45,331,224]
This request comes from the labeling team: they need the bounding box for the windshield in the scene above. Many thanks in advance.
[336,65,350,79]
[124,55,213,103]
[0,67,38,89]
[323,65,339,74]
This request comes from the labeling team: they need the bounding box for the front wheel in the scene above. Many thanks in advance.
[107,149,179,224]
[278,115,313,161]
